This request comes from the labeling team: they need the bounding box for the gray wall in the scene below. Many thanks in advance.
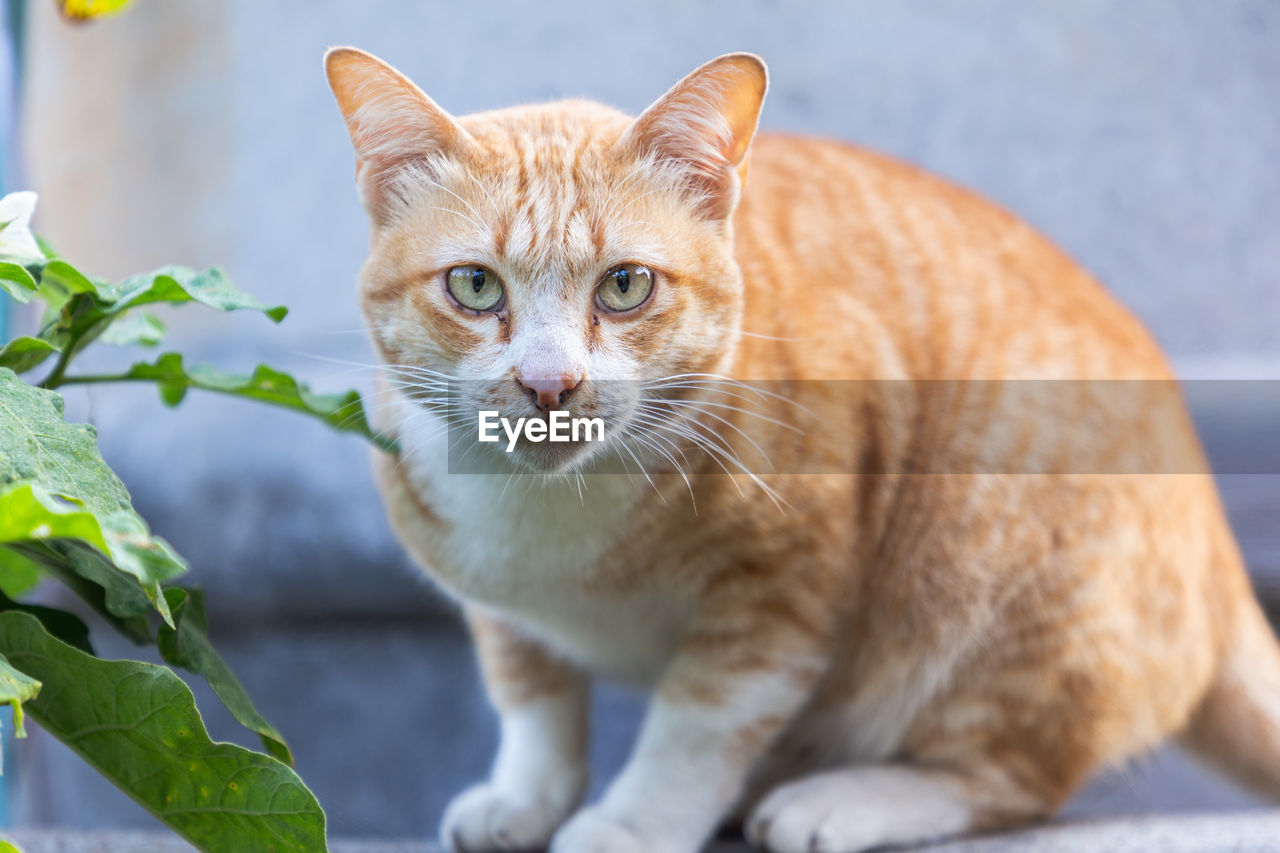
[23,0,1280,368]
[11,0,1280,840]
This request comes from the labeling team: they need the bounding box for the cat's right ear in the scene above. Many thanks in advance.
[325,47,475,223]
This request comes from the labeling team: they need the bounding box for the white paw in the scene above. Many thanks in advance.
[747,773,874,853]
[550,807,647,853]
[745,768,970,853]
[442,783,572,852]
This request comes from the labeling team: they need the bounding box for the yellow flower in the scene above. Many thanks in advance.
[57,0,132,22]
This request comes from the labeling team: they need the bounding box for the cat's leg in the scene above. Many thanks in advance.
[550,581,834,853]
[745,764,1046,853]
[442,608,589,853]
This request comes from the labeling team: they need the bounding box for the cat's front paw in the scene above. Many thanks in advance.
[441,783,571,852]
[549,807,648,853]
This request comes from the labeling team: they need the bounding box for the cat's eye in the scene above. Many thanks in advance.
[446,265,505,312]
[596,264,654,313]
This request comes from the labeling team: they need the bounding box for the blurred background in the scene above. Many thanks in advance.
[1,0,1277,840]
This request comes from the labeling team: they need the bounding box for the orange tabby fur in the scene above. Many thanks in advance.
[326,48,1280,853]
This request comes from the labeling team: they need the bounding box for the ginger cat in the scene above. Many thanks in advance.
[326,49,1280,853]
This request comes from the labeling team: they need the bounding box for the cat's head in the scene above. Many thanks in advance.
[326,49,767,471]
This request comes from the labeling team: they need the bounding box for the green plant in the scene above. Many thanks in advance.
[0,191,392,852]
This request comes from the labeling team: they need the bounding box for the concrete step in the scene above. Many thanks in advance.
[8,810,1280,852]
[12,620,1274,838]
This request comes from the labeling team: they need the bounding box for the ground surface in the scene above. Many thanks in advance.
[8,812,1280,852]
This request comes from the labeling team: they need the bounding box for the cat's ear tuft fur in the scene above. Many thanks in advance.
[618,53,768,220]
[325,47,475,223]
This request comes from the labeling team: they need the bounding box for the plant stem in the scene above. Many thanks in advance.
[53,372,402,455]
[38,340,77,389]
[46,372,142,386]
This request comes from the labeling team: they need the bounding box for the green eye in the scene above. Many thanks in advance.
[596,264,654,313]
[446,265,505,312]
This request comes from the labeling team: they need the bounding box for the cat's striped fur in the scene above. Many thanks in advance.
[327,48,1280,853]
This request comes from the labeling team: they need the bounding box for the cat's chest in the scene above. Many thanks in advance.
[400,433,691,680]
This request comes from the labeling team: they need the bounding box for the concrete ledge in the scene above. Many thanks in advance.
[7,811,1280,853]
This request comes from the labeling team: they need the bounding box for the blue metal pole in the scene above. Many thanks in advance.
[0,0,24,828]
[0,0,19,343]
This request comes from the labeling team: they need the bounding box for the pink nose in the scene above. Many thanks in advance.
[518,373,583,411]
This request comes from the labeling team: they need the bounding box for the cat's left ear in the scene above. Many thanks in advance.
[617,53,768,220]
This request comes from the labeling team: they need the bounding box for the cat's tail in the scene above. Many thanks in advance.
[1182,593,1280,799]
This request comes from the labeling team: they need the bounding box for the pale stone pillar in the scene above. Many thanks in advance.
[22,0,232,280]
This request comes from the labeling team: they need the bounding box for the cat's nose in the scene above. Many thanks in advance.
[517,373,583,411]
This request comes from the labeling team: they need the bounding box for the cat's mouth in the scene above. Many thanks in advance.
[430,378,638,474]
[502,421,609,473]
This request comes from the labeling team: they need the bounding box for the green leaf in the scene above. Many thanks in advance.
[0,549,42,599]
[13,542,151,644]
[0,371,186,624]
[0,591,93,654]
[0,482,114,553]
[0,652,40,738]
[64,353,398,453]
[106,266,287,322]
[0,611,329,852]
[0,373,130,513]
[0,337,58,374]
[0,261,37,303]
[98,310,166,348]
[159,588,292,765]
[38,259,98,302]
[31,262,286,389]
